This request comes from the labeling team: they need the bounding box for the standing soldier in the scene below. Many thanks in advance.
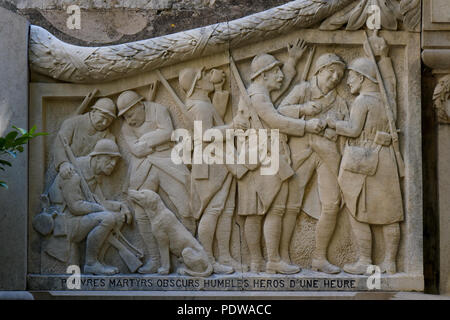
[118,90,193,274]
[278,53,348,274]
[234,50,324,274]
[328,41,403,275]
[179,66,247,274]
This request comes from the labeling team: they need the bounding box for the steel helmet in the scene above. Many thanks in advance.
[179,67,204,97]
[347,57,378,83]
[250,54,282,80]
[91,98,117,118]
[117,90,144,117]
[89,139,121,157]
[313,53,346,75]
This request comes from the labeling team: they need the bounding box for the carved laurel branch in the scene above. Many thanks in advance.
[319,0,421,31]
[433,74,450,124]
[29,0,355,84]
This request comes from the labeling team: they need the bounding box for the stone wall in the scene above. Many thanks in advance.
[2,0,288,45]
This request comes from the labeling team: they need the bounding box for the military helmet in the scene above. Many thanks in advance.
[250,54,282,80]
[347,57,378,83]
[179,67,204,97]
[313,53,346,75]
[89,139,121,157]
[91,98,117,119]
[117,90,144,117]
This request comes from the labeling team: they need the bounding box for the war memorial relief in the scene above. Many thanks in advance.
[3,0,450,297]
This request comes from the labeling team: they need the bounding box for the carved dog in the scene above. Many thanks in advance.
[128,189,212,277]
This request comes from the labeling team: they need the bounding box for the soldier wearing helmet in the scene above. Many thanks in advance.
[179,65,249,274]
[117,90,193,274]
[48,139,133,275]
[53,97,117,177]
[328,51,403,275]
[236,42,325,275]
[278,53,349,274]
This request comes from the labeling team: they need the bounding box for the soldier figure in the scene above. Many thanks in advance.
[278,53,348,274]
[236,52,324,274]
[53,97,117,175]
[179,67,246,274]
[48,139,132,275]
[328,57,403,275]
[118,90,193,274]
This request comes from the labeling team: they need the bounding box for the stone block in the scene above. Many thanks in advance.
[0,7,29,290]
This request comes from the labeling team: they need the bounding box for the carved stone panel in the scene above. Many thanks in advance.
[26,0,423,292]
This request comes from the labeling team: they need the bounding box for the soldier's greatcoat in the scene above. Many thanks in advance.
[336,92,404,225]
[237,83,307,216]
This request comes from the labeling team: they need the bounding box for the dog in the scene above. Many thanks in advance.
[128,189,212,277]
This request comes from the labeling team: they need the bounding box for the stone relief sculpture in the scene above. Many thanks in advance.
[320,0,421,31]
[179,66,242,274]
[118,90,193,273]
[278,52,348,274]
[128,189,213,277]
[330,32,404,275]
[39,139,141,275]
[26,0,423,292]
[233,46,325,274]
[433,74,450,124]
[28,0,355,83]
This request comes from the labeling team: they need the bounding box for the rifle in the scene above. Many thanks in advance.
[59,134,143,272]
[301,46,316,82]
[156,69,194,132]
[363,31,405,178]
[73,88,99,116]
[229,54,264,130]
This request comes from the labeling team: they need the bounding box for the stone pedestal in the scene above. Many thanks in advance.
[0,7,29,290]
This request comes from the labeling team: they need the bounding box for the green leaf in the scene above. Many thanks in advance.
[32,132,48,137]
[0,181,8,189]
[29,125,36,134]
[0,159,12,166]
[16,146,24,153]
[12,126,27,135]
[5,131,18,141]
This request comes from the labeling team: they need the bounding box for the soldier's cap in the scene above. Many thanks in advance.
[348,57,378,84]
[179,67,205,98]
[91,97,117,119]
[89,139,121,158]
[117,90,144,117]
[313,53,346,75]
[250,54,283,80]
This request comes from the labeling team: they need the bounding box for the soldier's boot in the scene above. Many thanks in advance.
[245,215,265,273]
[198,209,234,275]
[266,260,301,275]
[216,208,248,272]
[344,216,372,275]
[343,259,372,275]
[280,207,301,266]
[138,258,160,274]
[312,204,340,274]
[265,208,301,275]
[85,223,119,275]
[84,262,119,275]
[135,209,161,274]
[380,223,400,274]
[137,235,160,274]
